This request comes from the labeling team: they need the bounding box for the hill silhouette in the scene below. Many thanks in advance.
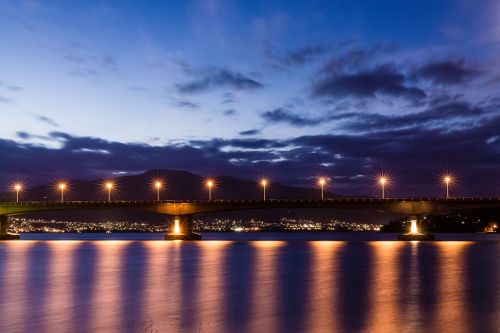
[1,169,337,202]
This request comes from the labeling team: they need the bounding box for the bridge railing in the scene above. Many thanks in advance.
[0,197,499,205]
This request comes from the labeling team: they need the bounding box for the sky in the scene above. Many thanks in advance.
[0,0,499,196]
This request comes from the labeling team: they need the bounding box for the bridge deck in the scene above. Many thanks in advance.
[0,197,499,216]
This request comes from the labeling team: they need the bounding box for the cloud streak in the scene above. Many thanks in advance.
[176,69,263,94]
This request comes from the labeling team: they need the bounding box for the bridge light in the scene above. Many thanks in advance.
[376,174,390,199]
[260,178,269,201]
[104,181,114,202]
[153,180,163,201]
[317,177,328,201]
[206,179,215,201]
[13,183,22,203]
[442,174,454,199]
[58,183,67,203]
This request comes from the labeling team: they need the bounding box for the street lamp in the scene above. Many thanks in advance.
[206,179,214,201]
[13,183,22,203]
[105,181,114,202]
[378,176,388,199]
[154,180,163,201]
[260,178,269,201]
[58,183,67,203]
[318,177,327,200]
[442,175,453,199]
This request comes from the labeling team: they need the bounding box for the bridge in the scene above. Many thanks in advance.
[1,197,499,240]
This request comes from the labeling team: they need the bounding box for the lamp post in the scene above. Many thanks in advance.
[378,176,388,199]
[260,179,268,201]
[154,181,163,201]
[58,183,66,203]
[206,179,214,201]
[318,177,327,201]
[443,175,453,199]
[105,182,114,202]
[14,183,22,203]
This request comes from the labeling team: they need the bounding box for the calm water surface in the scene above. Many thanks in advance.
[0,233,499,332]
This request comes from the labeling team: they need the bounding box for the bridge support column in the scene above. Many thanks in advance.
[397,215,435,241]
[0,216,20,240]
[164,215,202,240]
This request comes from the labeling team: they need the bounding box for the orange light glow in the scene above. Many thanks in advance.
[318,177,327,186]
[205,178,216,200]
[441,172,455,198]
[13,183,23,202]
[58,183,67,190]
[410,219,418,234]
[260,178,268,187]
[173,219,181,234]
[443,175,452,185]
[105,182,114,189]
[375,173,391,199]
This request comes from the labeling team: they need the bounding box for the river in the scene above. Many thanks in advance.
[0,232,499,332]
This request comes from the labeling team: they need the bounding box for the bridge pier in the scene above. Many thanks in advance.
[164,215,202,240]
[0,216,20,240]
[397,215,435,241]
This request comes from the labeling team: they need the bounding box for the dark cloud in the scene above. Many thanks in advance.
[262,108,320,127]
[176,100,200,109]
[320,43,398,73]
[1,121,498,197]
[176,69,263,94]
[328,101,489,132]
[239,129,260,136]
[37,115,59,127]
[223,109,238,116]
[312,64,426,101]
[16,132,33,140]
[266,44,329,67]
[417,59,481,84]
[221,91,236,104]
[284,46,328,65]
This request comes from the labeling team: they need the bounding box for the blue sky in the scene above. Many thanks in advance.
[1,0,499,196]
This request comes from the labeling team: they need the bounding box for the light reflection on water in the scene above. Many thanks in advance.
[0,240,499,332]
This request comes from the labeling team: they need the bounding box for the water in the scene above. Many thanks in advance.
[0,233,499,332]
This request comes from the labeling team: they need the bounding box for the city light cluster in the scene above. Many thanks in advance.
[6,216,383,234]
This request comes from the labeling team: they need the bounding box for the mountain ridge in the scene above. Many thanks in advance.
[1,169,338,201]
